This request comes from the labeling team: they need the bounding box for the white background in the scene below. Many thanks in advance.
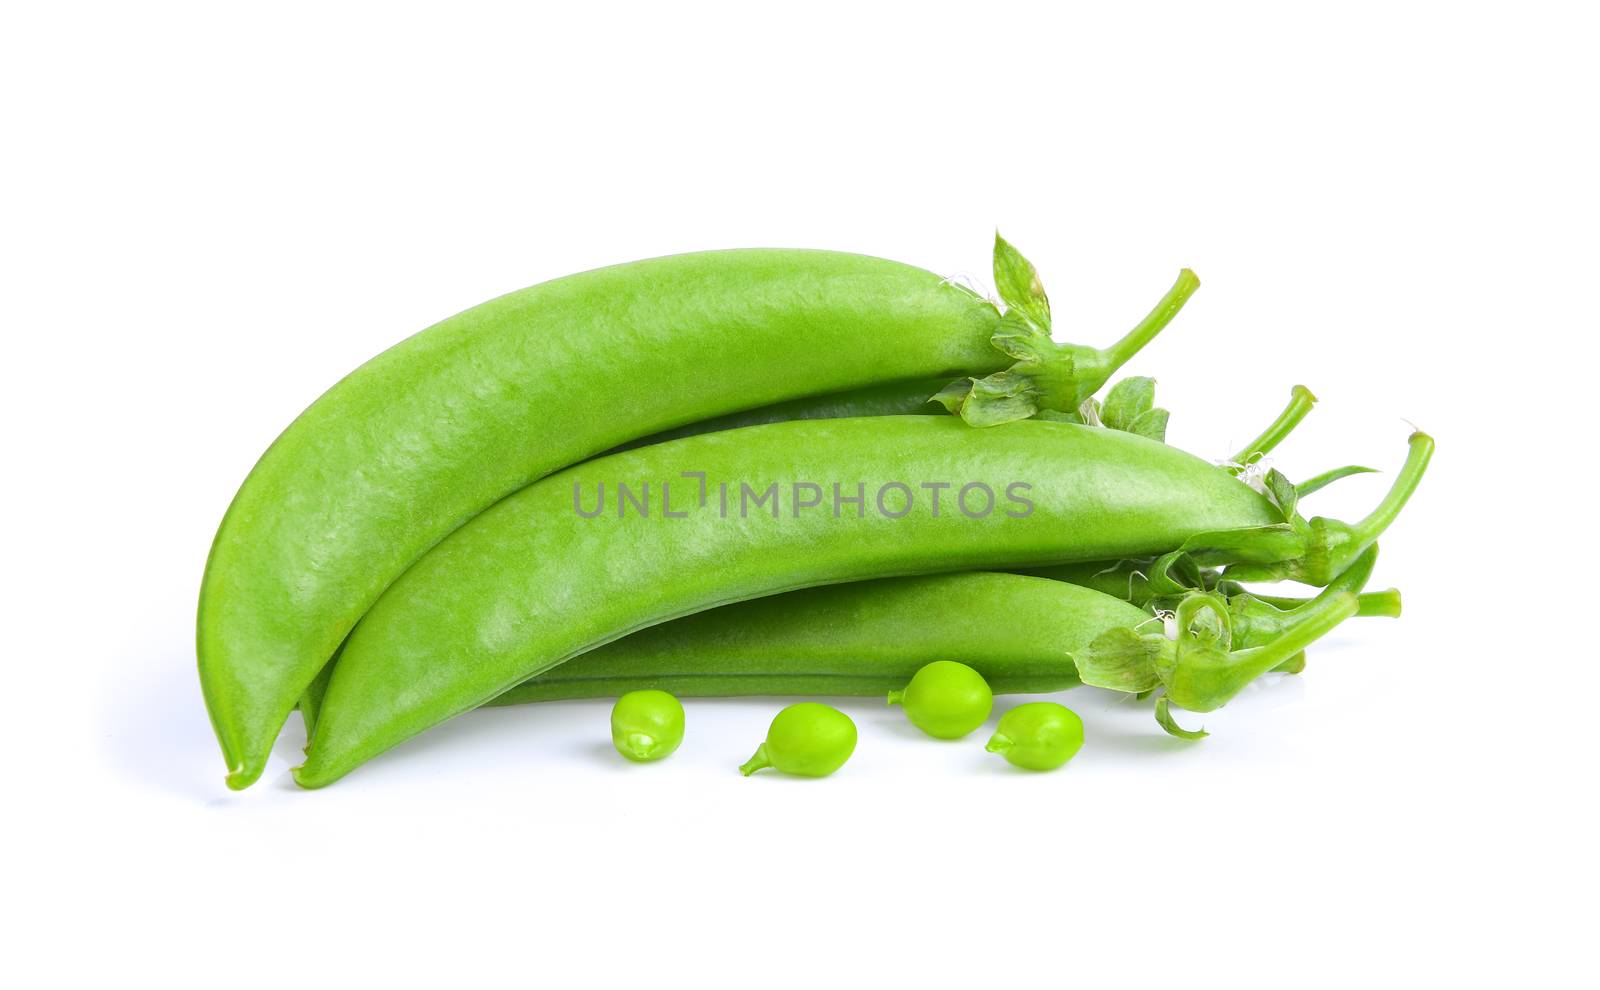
[4,1,1594,985]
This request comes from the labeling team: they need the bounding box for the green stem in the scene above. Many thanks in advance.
[1248,588,1402,618]
[1355,588,1402,618]
[1229,591,1360,686]
[1231,385,1317,468]
[1223,433,1433,586]
[1098,269,1201,372]
[739,745,771,777]
[1345,431,1434,555]
[886,689,905,706]
[984,733,1014,755]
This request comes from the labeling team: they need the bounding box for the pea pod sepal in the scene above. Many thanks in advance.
[1072,546,1377,723]
[934,233,1200,427]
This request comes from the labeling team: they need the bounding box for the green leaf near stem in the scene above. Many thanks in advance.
[957,372,1042,427]
[935,238,1200,428]
[1100,376,1155,427]
[1155,698,1209,739]
[930,378,975,415]
[1072,626,1165,693]
[992,231,1051,331]
[1177,524,1308,567]
[1146,551,1208,598]
[1099,376,1170,442]
[1297,464,1379,498]
[1263,468,1299,521]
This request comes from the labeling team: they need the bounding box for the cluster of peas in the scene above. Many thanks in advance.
[609,660,1086,776]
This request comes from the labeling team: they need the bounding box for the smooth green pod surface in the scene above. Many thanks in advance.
[482,573,1149,706]
[610,376,951,454]
[199,250,1006,788]
[609,690,684,762]
[296,416,1278,787]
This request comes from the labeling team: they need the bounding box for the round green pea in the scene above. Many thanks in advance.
[610,690,685,762]
[887,660,994,739]
[985,702,1084,771]
[739,702,857,778]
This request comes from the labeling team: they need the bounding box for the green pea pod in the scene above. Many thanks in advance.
[315,573,1384,715]
[607,376,953,455]
[204,243,1198,789]
[295,416,1281,787]
[485,574,1149,705]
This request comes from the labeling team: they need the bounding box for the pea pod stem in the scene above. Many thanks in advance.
[1230,385,1318,469]
[1158,546,1376,713]
[1156,590,1360,714]
[1098,269,1203,376]
[1343,431,1434,559]
[1061,268,1202,410]
[1218,592,1361,691]
[939,267,1201,424]
[1246,587,1402,618]
[1219,430,1434,586]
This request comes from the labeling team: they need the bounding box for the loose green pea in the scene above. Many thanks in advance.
[985,702,1084,771]
[887,660,993,739]
[739,702,857,778]
[610,690,685,762]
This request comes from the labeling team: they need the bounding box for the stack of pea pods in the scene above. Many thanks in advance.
[197,235,1430,788]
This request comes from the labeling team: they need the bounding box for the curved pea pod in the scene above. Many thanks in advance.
[295,416,1282,787]
[608,376,953,455]
[203,241,1200,789]
[479,573,1150,706]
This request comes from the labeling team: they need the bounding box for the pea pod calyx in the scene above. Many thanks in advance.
[1073,545,1379,728]
[933,232,1201,427]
